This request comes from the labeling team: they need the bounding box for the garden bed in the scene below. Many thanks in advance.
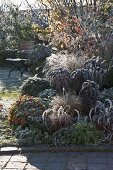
[1,81,113,148]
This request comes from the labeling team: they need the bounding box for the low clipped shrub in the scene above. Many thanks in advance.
[21,77,50,96]
[52,123,102,146]
[9,95,45,129]
[13,118,51,145]
[8,95,54,145]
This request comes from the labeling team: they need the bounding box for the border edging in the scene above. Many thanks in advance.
[1,145,113,154]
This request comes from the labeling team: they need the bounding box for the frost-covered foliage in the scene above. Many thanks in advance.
[51,94,78,117]
[77,81,99,115]
[84,58,108,87]
[99,88,113,102]
[47,80,99,117]
[49,68,71,94]
[9,95,45,128]
[8,95,52,145]
[88,99,113,143]
[5,0,113,146]
[52,123,102,146]
[45,52,85,73]
[38,89,56,108]
[102,66,113,89]
[42,106,73,133]
[21,77,50,96]
[13,120,51,145]
[71,68,93,94]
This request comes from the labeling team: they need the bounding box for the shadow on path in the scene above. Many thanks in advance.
[1,151,113,170]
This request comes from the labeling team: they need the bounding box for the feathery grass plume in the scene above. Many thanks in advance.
[44,51,86,75]
[42,106,73,133]
[51,94,80,118]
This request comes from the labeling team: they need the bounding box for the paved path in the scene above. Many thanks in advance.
[0,67,31,91]
[1,152,113,170]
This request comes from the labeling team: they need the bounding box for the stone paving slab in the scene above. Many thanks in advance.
[0,162,8,169]
[10,154,29,162]
[0,155,12,162]
[5,161,27,169]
